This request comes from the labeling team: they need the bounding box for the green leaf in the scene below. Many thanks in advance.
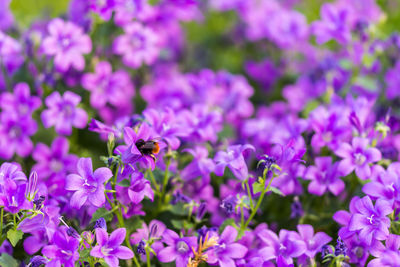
[0,253,18,267]
[269,186,284,196]
[90,208,113,223]
[170,203,187,216]
[252,182,264,194]
[79,248,91,261]
[219,218,237,232]
[117,179,131,187]
[171,219,183,229]
[7,229,24,247]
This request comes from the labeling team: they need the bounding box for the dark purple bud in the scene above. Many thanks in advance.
[67,227,80,239]
[349,112,363,133]
[290,196,304,219]
[335,237,347,256]
[29,256,48,267]
[196,202,207,220]
[171,191,191,205]
[33,196,45,210]
[137,240,146,255]
[220,196,237,215]
[94,218,107,230]
[196,225,217,242]
[321,244,333,258]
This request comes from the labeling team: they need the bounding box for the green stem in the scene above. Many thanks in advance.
[147,169,160,193]
[240,205,244,226]
[146,247,151,267]
[160,157,171,205]
[241,176,275,233]
[246,181,253,210]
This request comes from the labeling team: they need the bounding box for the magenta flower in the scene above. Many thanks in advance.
[207,226,248,266]
[349,196,392,245]
[0,83,41,117]
[0,111,37,159]
[181,146,215,181]
[117,171,154,205]
[385,60,400,100]
[113,22,160,68]
[32,137,78,193]
[41,18,92,72]
[130,220,166,260]
[89,0,116,20]
[81,61,135,109]
[0,0,14,31]
[157,230,197,267]
[258,229,306,265]
[42,227,80,267]
[304,157,345,196]
[214,144,254,180]
[0,181,31,214]
[65,157,112,209]
[335,137,381,180]
[41,91,88,135]
[0,31,24,75]
[91,228,133,267]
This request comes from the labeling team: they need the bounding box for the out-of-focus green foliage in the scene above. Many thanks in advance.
[10,0,69,28]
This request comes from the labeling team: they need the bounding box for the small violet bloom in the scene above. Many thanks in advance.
[207,225,248,266]
[214,144,255,180]
[0,82,41,117]
[335,137,381,180]
[42,227,80,267]
[304,156,345,196]
[91,228,134,267]
[117,171,154,205]
[41,91,88,135]
[65,157,112,209]
[157,229,197,267]
[113,22,160,68]
[348,196,392,245]
[41,18,92,72]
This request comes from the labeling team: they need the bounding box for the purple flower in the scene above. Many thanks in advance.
[0,0,14,31]
[385,60,400,100]
[207,225,248,266]
[65,157,112,208]
[116,123,163,170]
[0,181,31,213]
[130,220,166,260]
[41,18,92,72]
[312,3,352,45]
[41,91,88,135]
[0,31,24,75]
[214,144,254,180]
[369,234,400,266]
[181,146,215,181]
[294,224,332,260]
[258,228,307,265]
[348,196,392,245]
[0,112,37,159]
[89,0,116,20]
[29,256,48,267]
[114,0,146,26]
[81,61,135,109]
[335,137,381,180]
[0,83,41,117]
[113,22,160,68]
[304,157,345,196]
[32,137,78,186]
[157,229,197,267]
[42,227,80,267]
[91,228,134,267]
[0,162,26,185]
[117,171,154,205]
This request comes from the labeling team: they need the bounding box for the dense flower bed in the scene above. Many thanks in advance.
[1,0,400,266]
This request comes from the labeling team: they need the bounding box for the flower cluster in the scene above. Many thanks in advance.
[1,0,400,266]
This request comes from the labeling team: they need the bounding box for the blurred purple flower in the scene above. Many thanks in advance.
[89,0,116,20]
[181,146,215,181]
[0,83,41,117]
[41,18,92,72]
[82,61,135,109]
[385,60,400,100]
[130,220,166,260]
[41,91,88,135]
[335,137,381,180]
[113,22,160,68]
[214,144,254,180]
[0,112,37,159]
[65,157,112,208]
[117,171,154,205]
[295,224,332,260]
[304,157,345,196]
[0,0,14,31]
[91,228,133,267]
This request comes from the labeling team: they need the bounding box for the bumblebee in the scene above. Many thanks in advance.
[135,139,160,160]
